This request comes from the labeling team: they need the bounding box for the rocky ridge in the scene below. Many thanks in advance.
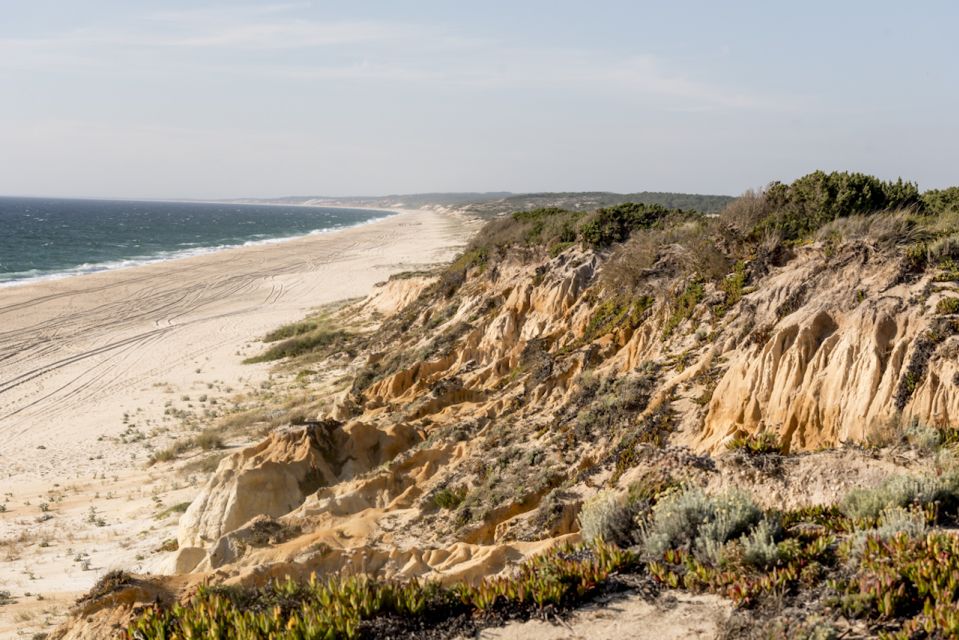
[52,178,959,638]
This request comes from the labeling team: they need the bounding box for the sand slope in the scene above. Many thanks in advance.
[0,208,475,638]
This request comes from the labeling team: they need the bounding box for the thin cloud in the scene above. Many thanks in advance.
[145,3,315,25]
[0,10,793,112]
[166,21,421,49]
[0,21,420,52]
[599,55,778,110]
[432,48,788,111]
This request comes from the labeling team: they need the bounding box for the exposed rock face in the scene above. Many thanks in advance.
[175,238,959,578]
[699,251,959,451]
[177,423,342,550]
[362,273,436,317]
[176,417,422,569]
[56,228,959,637]
[50,574,175,640]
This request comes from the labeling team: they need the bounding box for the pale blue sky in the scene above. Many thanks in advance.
[1,1,956,199]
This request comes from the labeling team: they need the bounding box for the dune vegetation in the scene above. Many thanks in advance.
[49,171,959,639]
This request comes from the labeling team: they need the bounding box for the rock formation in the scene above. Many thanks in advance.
[53,197,959,638]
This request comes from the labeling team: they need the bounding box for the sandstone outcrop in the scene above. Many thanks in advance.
[55,212,959,638]
[176,235,959,577]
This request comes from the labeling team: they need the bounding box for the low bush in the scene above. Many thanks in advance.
[903,422,944,453]
[148,445,181,464]
[193,429,224,451]
[643,487,762,562]
[569,370,658,440]
[262,320,321,343]
[453,202,698,270]
[155,502,192,520]
[513,207,582,246]
[578,203,691,248]
[581,296,653,342]
[929,233,959,265]
[716,260,748,313]
[839,473,959,521]
[937,297,959,315]
[725,431,781,455]
[718,189,772,237]
[662,279,705,337]
[244,329,351,364]
[843,506,928,562]
[740,519,782,569]
[834,531,959,637]
[578,490,638,547]
[923,186,959,214]
[126,542,638,639]
[756,171,921,242]
[432,486,467,510]
[148,429,225,465]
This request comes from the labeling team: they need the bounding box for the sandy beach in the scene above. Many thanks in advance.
[0,208,476,638]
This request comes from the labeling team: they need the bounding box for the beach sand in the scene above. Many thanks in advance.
[0,208,476,638]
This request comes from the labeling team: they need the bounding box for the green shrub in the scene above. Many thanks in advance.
[513,207,581,246]
[433,247,489,297]
[155,502,192,520]
[126,541,640,639]
[833,531,959,636]
[840,473,959,521]
[902,241,929,273]
[930,234,959,266]
[244,329,350,364]
[578,490,638,547]
[463,208,582,258]
[262,320,320,343]
[548,241,574,257]
[740,519,782,569]
[432,486,467,510]
[936,297,959,315]
[582,296,653,341]
[903,422,944,453]
[148,444,184,465]
[719,189,772,236]
[726,431,781,455]
[844,506,928,562]
[570,370,658,439]
[148,430,224,465]
[662,280,705,337]
[922,186,959,214]
[644,487,762,561]
[578,202,689,248]
[757,171,921,242]
[716,260,748,313]
[467,202,697,254]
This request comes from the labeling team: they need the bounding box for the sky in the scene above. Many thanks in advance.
[0,1,957,199]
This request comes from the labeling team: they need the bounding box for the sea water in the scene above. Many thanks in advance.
[0,197,392,286]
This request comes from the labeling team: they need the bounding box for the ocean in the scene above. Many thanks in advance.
[0,196,393,287]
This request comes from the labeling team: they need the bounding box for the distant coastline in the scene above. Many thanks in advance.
[0,197,397,288]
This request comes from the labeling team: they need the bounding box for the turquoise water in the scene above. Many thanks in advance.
[0,197,392,286]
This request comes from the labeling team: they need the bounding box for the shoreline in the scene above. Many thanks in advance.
[0,207,478,638]
[0,204,399,289]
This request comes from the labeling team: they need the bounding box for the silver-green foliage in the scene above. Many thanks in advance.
[741,519,782,569]
[643,487,761,561]
[578,490,639,548]
[845,505,928,562]
[903,422,943,453]
[840,473,959,520]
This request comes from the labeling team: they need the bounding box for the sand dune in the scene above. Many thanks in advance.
[0,208,475,638]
